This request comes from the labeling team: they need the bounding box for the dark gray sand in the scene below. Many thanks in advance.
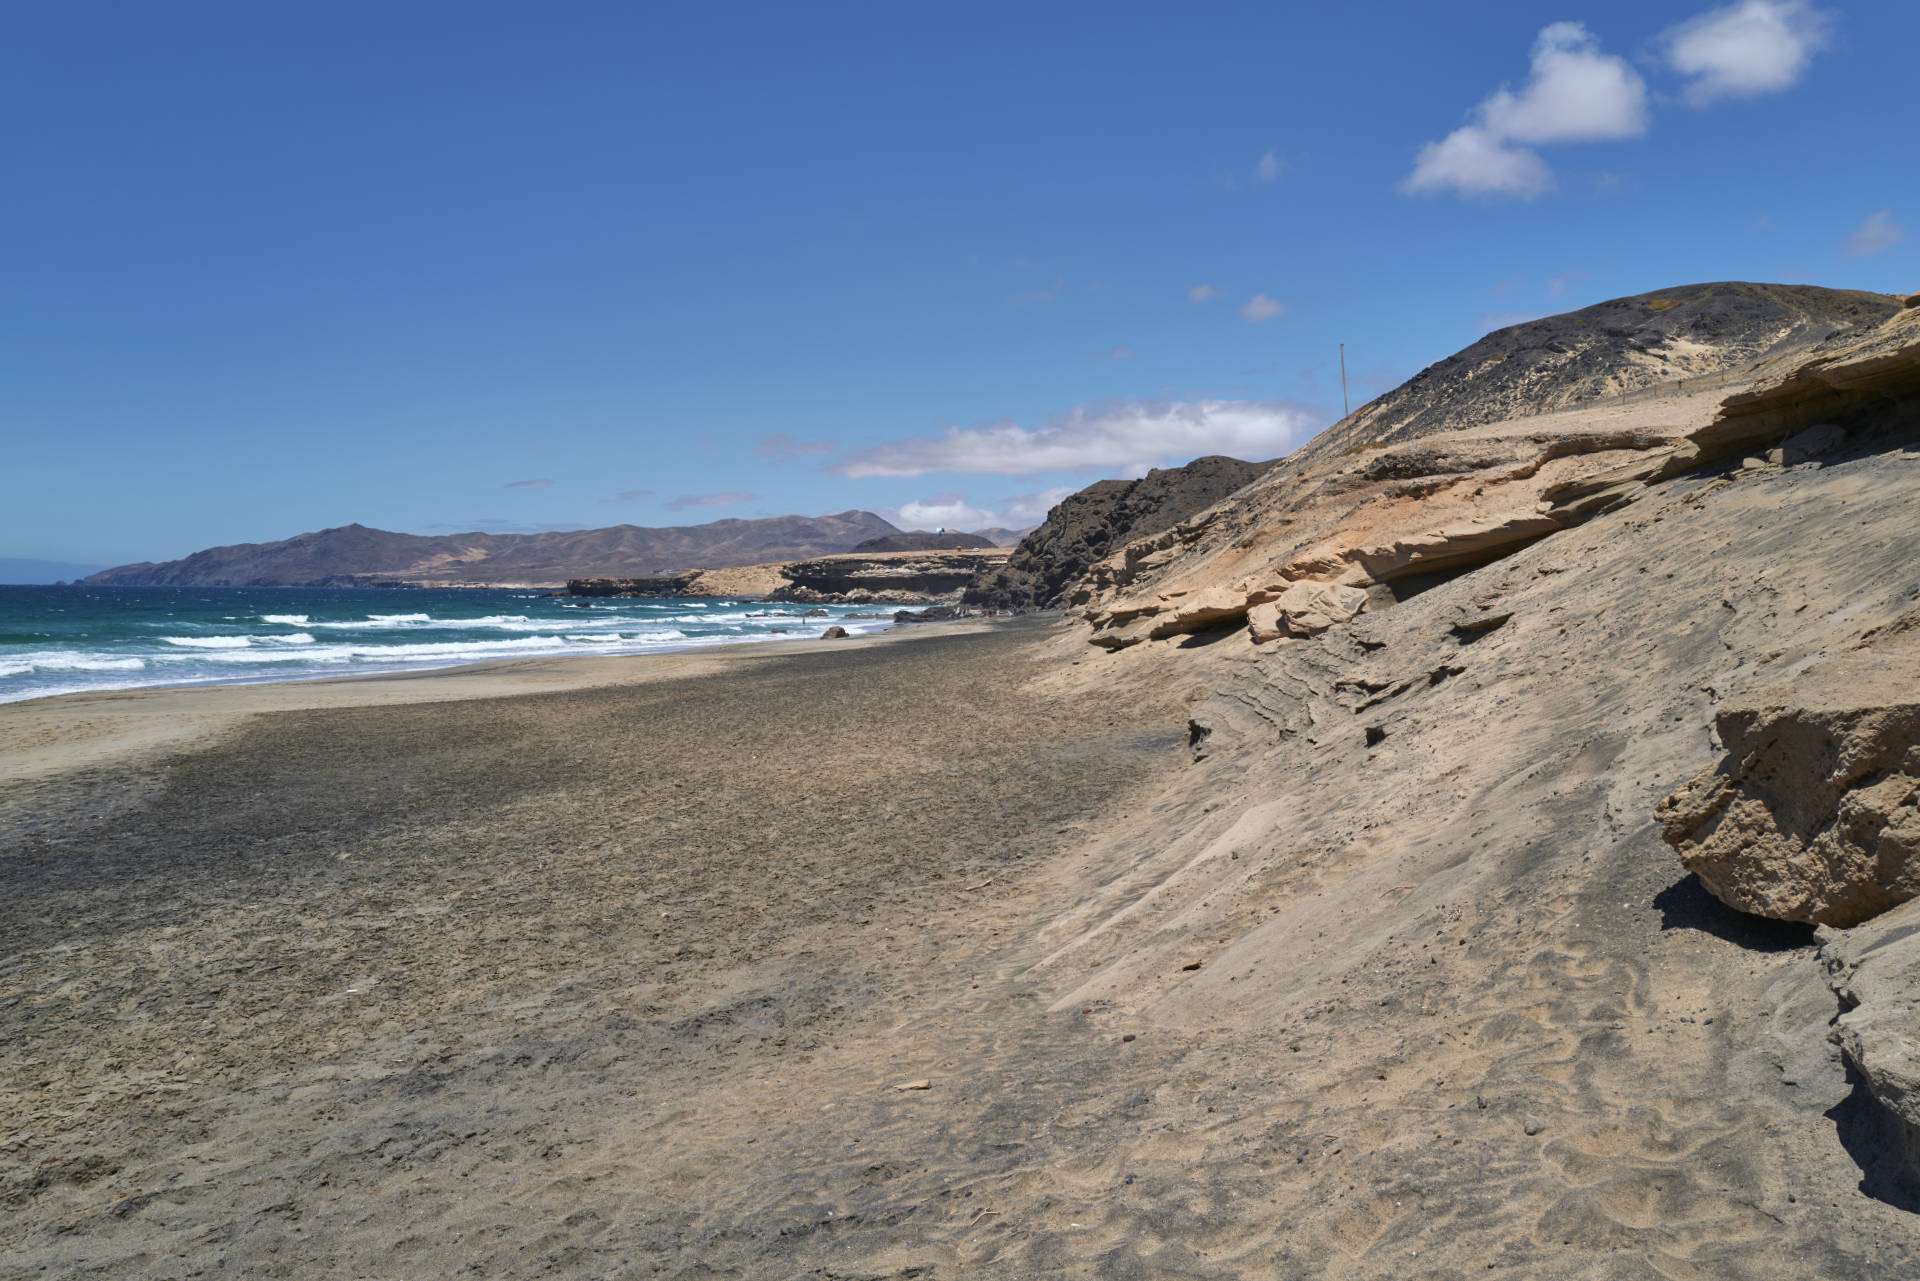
[1,622,1191,1278]
[6,592,1917,1279]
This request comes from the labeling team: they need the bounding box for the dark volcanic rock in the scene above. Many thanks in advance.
[892,606,959,624]
[963,456,1278,610]
[1293,282,1900,467]
[851,531,997,553]
[767,551,1006,605]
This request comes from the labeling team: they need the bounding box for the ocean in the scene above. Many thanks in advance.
[0,585,900,705]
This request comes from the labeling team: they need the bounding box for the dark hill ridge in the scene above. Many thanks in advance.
[964,455,1280,610]
[84,511,902,587]
[851,531,997,553]
[1293,281,1902,467]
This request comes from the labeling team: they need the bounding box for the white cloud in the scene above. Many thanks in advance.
[884,485,1086,533]
[612,489,654,502]
[1844,209,1905,258]
[1095,345,1135,361]
[1403,22,1646,200]
[1664,1,1832,105]
[1254,150,1282,182]
[1188,283,1222,303]
[1405,126,1554,200]
[889,494,1000,531]
[503,478,552,488]
[1482,23,1648,142]
[1240,294,1286,323]
[834,399,1320,479]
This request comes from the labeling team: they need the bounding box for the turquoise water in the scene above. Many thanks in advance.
[0,585,894,704]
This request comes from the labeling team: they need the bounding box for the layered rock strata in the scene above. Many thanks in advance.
[767,549,1011,605]
[1068,306,1920,657]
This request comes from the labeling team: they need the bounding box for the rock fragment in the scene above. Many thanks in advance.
[1656,653,1920,926]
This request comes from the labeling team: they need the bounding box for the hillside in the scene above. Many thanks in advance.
[82,511,902,587]
[963,455,1280,610]
[1295,281,1901,467]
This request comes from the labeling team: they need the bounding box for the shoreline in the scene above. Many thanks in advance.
[0,582,970,712]
[0,617,1006,786]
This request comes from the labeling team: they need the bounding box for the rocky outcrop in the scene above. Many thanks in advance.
[1293,282,1901,469]
[850,531,998,553]
[1074,426,1685,651]
[963,456,1279,610]
[569,561,791,599]
[1066,288,1920,661]
[1656,649,1920,928]
[1245,582,1369,642]
[569,575,690,598]
[1695,305,1920,461]
[769,550,1010,605]
[1821,895,1920,1189]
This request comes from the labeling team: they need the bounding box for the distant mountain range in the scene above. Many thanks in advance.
[0,558,110,585]
[83,512,908,587]
[79,512,1040,588]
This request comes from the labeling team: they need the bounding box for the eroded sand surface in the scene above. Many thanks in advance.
[6,451,1920,1278]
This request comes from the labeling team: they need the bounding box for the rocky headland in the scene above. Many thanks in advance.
[572,547,1011,606]
[963,455,1282,611]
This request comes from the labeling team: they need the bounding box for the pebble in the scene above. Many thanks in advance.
[1523,1116,1544,1136]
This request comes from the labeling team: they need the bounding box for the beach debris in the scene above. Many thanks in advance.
[1180,958,1205,971]
[963,878,993,892]
[894,1079,932,1092]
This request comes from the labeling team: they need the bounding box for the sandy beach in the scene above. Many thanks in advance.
[1,619,1195,1278]
[7,502,1919,1280]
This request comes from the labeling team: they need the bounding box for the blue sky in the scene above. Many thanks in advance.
[4,1,1915,567]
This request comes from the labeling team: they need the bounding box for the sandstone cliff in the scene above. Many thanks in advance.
[1001,298,1920,1259]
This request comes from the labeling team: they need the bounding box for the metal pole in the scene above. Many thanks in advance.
[1339,343,1350,420]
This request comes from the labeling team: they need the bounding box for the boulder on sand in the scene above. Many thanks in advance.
[820,626,850,639]
[1656,652,1920,927]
